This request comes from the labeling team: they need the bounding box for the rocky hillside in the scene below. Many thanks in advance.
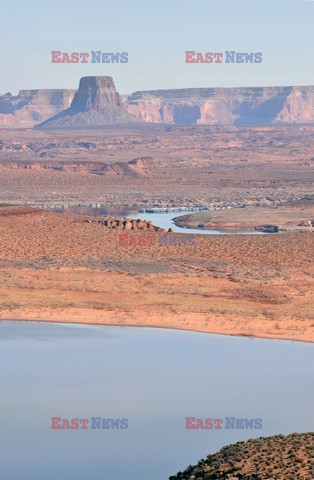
[37,76,137,128]
[98,216,166,232]
[0,89,75,127]
[127,86,314,125]
[169,432,314,480]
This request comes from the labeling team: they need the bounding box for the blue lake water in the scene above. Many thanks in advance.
[0,321,313,480]
[126,211,264,234]
[51,207,265,234]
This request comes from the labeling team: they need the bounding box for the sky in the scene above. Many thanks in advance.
[0,0,313,95]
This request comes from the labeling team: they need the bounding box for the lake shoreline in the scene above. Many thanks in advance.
[1,208,313,345]
[1,315,313,344]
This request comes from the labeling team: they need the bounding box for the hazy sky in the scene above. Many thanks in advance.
[0,0,313,94]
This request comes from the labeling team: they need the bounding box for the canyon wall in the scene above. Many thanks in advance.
[126,85,314,125]
[0,79,313,127]
[0,89,76,127]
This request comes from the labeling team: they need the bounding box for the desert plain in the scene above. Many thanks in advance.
[0,124,313,342]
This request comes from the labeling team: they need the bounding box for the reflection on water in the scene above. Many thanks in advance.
[0,321,313,480]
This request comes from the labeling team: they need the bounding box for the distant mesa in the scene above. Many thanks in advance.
[70,76,121,111]
[36,76,138,128]
[127,85,314,125]
[0,89,75,127]
[1,77,314,128]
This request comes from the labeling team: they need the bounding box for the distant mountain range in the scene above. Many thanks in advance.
[0,76,313,128]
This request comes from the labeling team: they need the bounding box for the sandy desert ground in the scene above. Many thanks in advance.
[0,125,313,210]
[0,125,313,342]
[0,207,313,342]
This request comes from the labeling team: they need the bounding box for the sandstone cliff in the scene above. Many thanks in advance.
[127,85,314,125]
[0,89,75,127]
[2,79,313,128]
[37,76,137,128]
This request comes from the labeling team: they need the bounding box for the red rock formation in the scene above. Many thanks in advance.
[126,85,314,125]
[99,217,165,232]
[3,78,313,128]
[0,89,75,127]
[70,76,121,112]
[37,76,137,128]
